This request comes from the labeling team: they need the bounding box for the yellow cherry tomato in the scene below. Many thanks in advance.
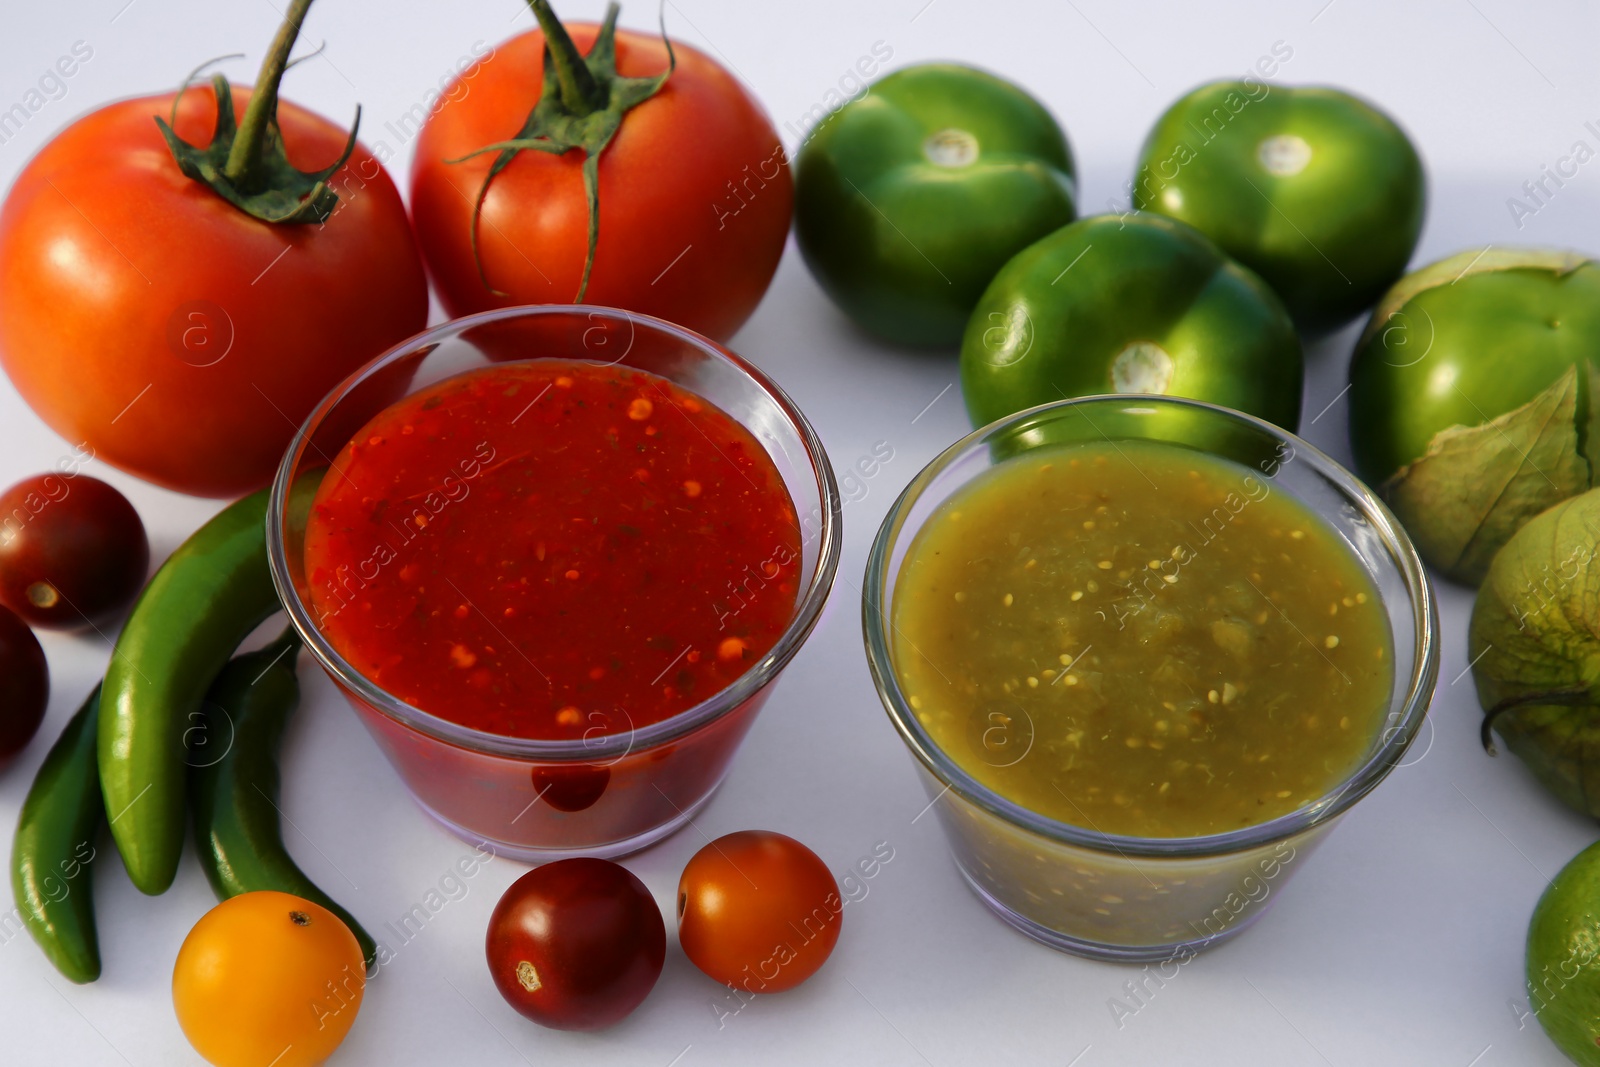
[172,891,365,1067]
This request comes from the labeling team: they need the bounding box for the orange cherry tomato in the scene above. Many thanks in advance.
[172,891,366,1067]
[676,831,841,993]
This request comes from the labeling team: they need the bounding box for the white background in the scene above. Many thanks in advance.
[2,1,1598,1064]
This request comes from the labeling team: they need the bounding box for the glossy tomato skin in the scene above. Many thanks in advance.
[0,473,147,629]
[172,891,366,1067]
[796,63,1077,347]
[0,604,47,760]
[1135,82,1424,334]
[410,25,790,343]
[1347,251,1600,584]
[486,858,665,1030]
[677,831,841,994]
[960,214,1303,433]
[0,85,429,497]
[1349,255,1600,486]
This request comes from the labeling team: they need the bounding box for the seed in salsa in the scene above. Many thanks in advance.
[303,360,801,740]
[892,439,1392,838]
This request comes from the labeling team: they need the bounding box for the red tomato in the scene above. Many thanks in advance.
[0,604,47,760]
[0,85,428,497]
[409,22,791,343]
[485,858,665,1030]
[677,830,841,993]
[0,473,147,630]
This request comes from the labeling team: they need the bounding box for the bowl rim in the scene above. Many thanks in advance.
[862,393,1440,859]
[267,303,843,761]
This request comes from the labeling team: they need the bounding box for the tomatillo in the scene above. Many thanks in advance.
[960,213,1303,432]
[1134,81,1425,334]
[794,63,1076,347]
[1348,248,1600,585]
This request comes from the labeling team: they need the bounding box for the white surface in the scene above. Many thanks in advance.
[2,1,1598,1064]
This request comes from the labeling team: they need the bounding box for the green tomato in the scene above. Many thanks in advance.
[1134,81,1425,334]
[1350,250,1600,482]
[794,63,1076,348]
[1348,248,1600,584]
[1525,838,1600,1066]
[960,213,1303,432]
[1470,487,1600,819]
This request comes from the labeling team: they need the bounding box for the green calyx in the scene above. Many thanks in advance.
[452,0,674,301]
[1469,488,1600,817]
[154,0,360,225]
[1352,250,1600,584]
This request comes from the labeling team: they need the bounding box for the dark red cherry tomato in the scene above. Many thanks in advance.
[0,473,148,630]
[0,604,47,759]
[485,858,664,1030]
[677,831,841,993]
[530,763,611,813]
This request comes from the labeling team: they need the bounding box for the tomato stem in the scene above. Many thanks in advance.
[528,0,604,114]
[1480,686,1593,755]
[154,0,360,224]
[449,1,673,301]
[224,0,315,191]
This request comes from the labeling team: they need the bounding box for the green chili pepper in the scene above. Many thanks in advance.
[100,475,318,896]
[11,686,105,983]
[191,629,376,965]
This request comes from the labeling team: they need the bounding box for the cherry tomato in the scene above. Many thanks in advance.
[172,891,365,1067]
[0,85,428,497]
[677,831,841,993]
[409,18,790,343]
[0,473,147,630]
[0,604,47,760]
[485,858,664,1030]
[530,763,611,812]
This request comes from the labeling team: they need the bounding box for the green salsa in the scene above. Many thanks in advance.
[892,439,1392,838]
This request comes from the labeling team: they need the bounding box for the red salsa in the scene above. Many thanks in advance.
[303,360,801,740]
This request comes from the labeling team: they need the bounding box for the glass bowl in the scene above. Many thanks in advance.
[863,395,1438,962]
[268,305,841,860]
